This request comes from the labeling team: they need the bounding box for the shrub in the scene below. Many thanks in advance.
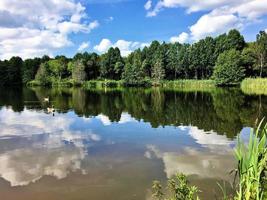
[213,49,245,86]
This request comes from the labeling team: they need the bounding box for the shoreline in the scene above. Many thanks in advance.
[26,78,267,95]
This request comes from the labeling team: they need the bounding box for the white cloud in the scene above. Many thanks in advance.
[106,16,114,22]
[145,145,235,180]
[189,9,243,40]
[144,0,152,10]
[94,39,150,56]
[78,42,90,52]
[144,126,236,180]
[146,0,237,16]
[119,112,137,124]
[146,0,267,41]
[0,0,98,59]
[0,107,103,186]
[89,20,100,29]
[170,32,189,43]
[96,114,112,126]
[94,39,113,53]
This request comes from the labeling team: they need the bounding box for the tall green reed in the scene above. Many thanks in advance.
[234,120,267,200]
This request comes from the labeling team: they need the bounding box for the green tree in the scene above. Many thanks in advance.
[123,51,145,85]
[7,57,23,84]
[72,60,87,83]
[242,43,258,77]
[100,47,123,80]
[22,58,41,84]
[255,31,267,77]
[35,63,51,85]
[227,29,245,51]
[47,57,68,80]
[213,49,245,86]
[152,59,165,85]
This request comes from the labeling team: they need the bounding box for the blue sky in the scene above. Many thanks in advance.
[0,0,266,59]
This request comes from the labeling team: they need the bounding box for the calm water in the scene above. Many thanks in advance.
[0,87,266,200]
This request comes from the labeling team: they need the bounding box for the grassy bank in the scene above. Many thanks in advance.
[27,78,267,95]
[27,79,216,91]
[27,79,74,87]
[241,78,267,95]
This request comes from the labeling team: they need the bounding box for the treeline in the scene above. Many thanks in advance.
[0,29,266,86]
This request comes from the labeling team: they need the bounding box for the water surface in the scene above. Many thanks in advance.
[0,87,266,200]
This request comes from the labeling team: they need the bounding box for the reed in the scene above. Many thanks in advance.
[234,120,267,200]
[241,78,267,95]
[161,80,216,92]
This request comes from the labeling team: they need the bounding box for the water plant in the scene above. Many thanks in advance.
[234,120,267,200]
[151,173,200,200]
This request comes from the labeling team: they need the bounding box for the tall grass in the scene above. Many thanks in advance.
[234,120,267,200]
[161,80,216,92]
[241,78,267,95]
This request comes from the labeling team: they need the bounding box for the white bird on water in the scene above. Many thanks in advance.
[47,105,55,113]
[44,97,49,102]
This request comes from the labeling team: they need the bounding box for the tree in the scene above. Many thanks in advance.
[122,51,145,85]
[100,47,123,80]
[213,49,245,86]
[35,63,50,85]
[0,60,8,85]
[227,29,245,51]
[7,56,23,84]
[152,59,165,85]
[242,43,258,77]
[47,57,68,79]
[72,60,87,83]
[22,58,41,84]
[255,31,267,77]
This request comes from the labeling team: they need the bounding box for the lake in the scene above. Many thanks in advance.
[0,87,266,200]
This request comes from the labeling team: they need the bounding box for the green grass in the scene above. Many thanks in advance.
[27,79,75,87]
[241,78,267,95]
[161,80,216,92]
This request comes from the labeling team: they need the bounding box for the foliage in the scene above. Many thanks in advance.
[122,50,149,86]
[1,29,267,87]
[213,49,245,86]
[47,56,69,79]
[151,173,199,200]
[22,58,42,84]
[234,120,267,200]
[72,60,87,83]
[152,59,165,85]
[255,31,267,77]
[100,47,124,80]
[35,63,51,86]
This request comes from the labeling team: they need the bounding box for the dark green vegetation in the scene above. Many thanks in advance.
[151,121,267,200]
[1,30,267,87]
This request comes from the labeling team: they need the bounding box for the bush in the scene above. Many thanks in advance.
[213,49,245,86]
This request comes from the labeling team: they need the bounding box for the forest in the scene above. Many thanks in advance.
[0,29,266,86]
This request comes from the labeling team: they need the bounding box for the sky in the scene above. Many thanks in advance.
[0,0,266,59]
